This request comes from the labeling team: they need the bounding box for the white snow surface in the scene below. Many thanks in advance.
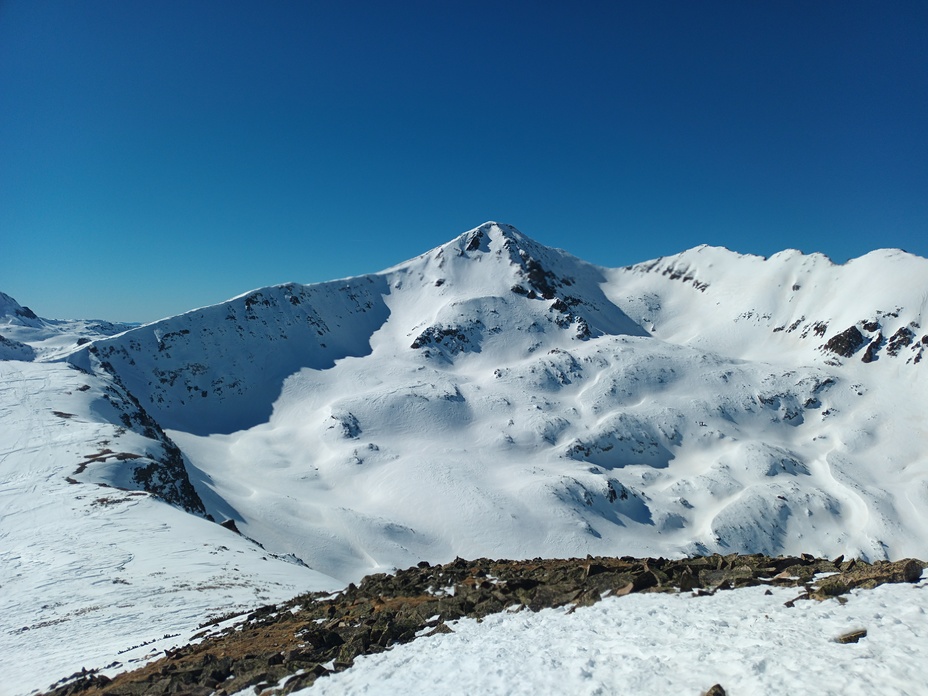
[3,222,928,694]
[0,361,338,696]
[304,577,928,696]
[153,223,927,581]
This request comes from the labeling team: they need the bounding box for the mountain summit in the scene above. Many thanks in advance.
[50,222,928,581]
[2,223,928,690]
[66,222,647,435]
[0,290,41,326]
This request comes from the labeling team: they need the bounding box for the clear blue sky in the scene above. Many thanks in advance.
[2,1,926,323]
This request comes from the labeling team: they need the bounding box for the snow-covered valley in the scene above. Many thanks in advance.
[2,222,927,694]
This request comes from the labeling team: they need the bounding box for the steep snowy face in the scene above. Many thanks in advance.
[67,277,394,434]
[68,223,648,435]
[0,292,42,360]
[0,359,339,695]
[3,223,928,687]
[0,290,42,327]
[0,333,35,361]
[8,223,928,581]
[380,222,648,362]
[608,245,928,366]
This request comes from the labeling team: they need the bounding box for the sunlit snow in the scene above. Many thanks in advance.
[306,579,928,696]
[2,222,927,694]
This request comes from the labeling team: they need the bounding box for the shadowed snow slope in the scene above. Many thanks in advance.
[2,222,928,693]
[160,223,928,581]
[0,360,339,696]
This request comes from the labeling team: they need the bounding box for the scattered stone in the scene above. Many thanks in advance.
[40,554,926,696]
[835,629,867,644]
[811,558,923,599]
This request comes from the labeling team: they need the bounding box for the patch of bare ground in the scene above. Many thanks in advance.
[43,554,925,696]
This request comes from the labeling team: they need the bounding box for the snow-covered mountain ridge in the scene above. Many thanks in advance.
[613,244,927,366]
[2,222,927,694]
[47,223,928,572]
[61,225,927,436]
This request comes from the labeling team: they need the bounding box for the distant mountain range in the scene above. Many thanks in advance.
[2,222,927,693]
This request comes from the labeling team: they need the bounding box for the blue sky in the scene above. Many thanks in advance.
[2,1,926,322]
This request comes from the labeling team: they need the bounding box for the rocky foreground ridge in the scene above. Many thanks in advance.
[45,554,925,696]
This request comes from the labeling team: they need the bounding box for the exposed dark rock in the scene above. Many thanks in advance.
[703,685,727,696]
[130,441,204,515]
[886,326,915,356]
[834,629,867,644]
[328,411,361,438]
[801,321,829,339]
[861,333,882,363]
[81,349,206,515]
[410,323,481,357]
[466,230,484,252]
[16,305,39,320]
[523,258,558,300]
[42,554,925,696]
[822,326,866,358]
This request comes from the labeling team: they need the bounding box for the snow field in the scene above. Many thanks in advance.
[4,222,928,694]
[0,361,339,696]
[305,578,928,696]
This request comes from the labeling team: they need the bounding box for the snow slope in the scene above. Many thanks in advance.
[0,346,338,695]
[63,222,927,582]
[1,290,136,362]
[2,221,928,692]
[305,576,928,696]
[609,244,928,366]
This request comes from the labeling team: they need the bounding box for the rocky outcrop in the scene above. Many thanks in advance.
[886,326,915,356]
[79,349,206,515]
[410,323,477,355]
[0,333,36,361]
[627,257,711,293]
[822,325,866,358]
[819,320,924,365]
[43,554,925,696]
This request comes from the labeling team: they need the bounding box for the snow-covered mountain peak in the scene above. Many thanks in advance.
[0,290,42,327]
[380,222,650,367]
[0,292,139,361]
[609,243,928,368]
[453,219,530,247]
[4,223,928,691]
[417,221,566,279]
[67,224,650,434]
